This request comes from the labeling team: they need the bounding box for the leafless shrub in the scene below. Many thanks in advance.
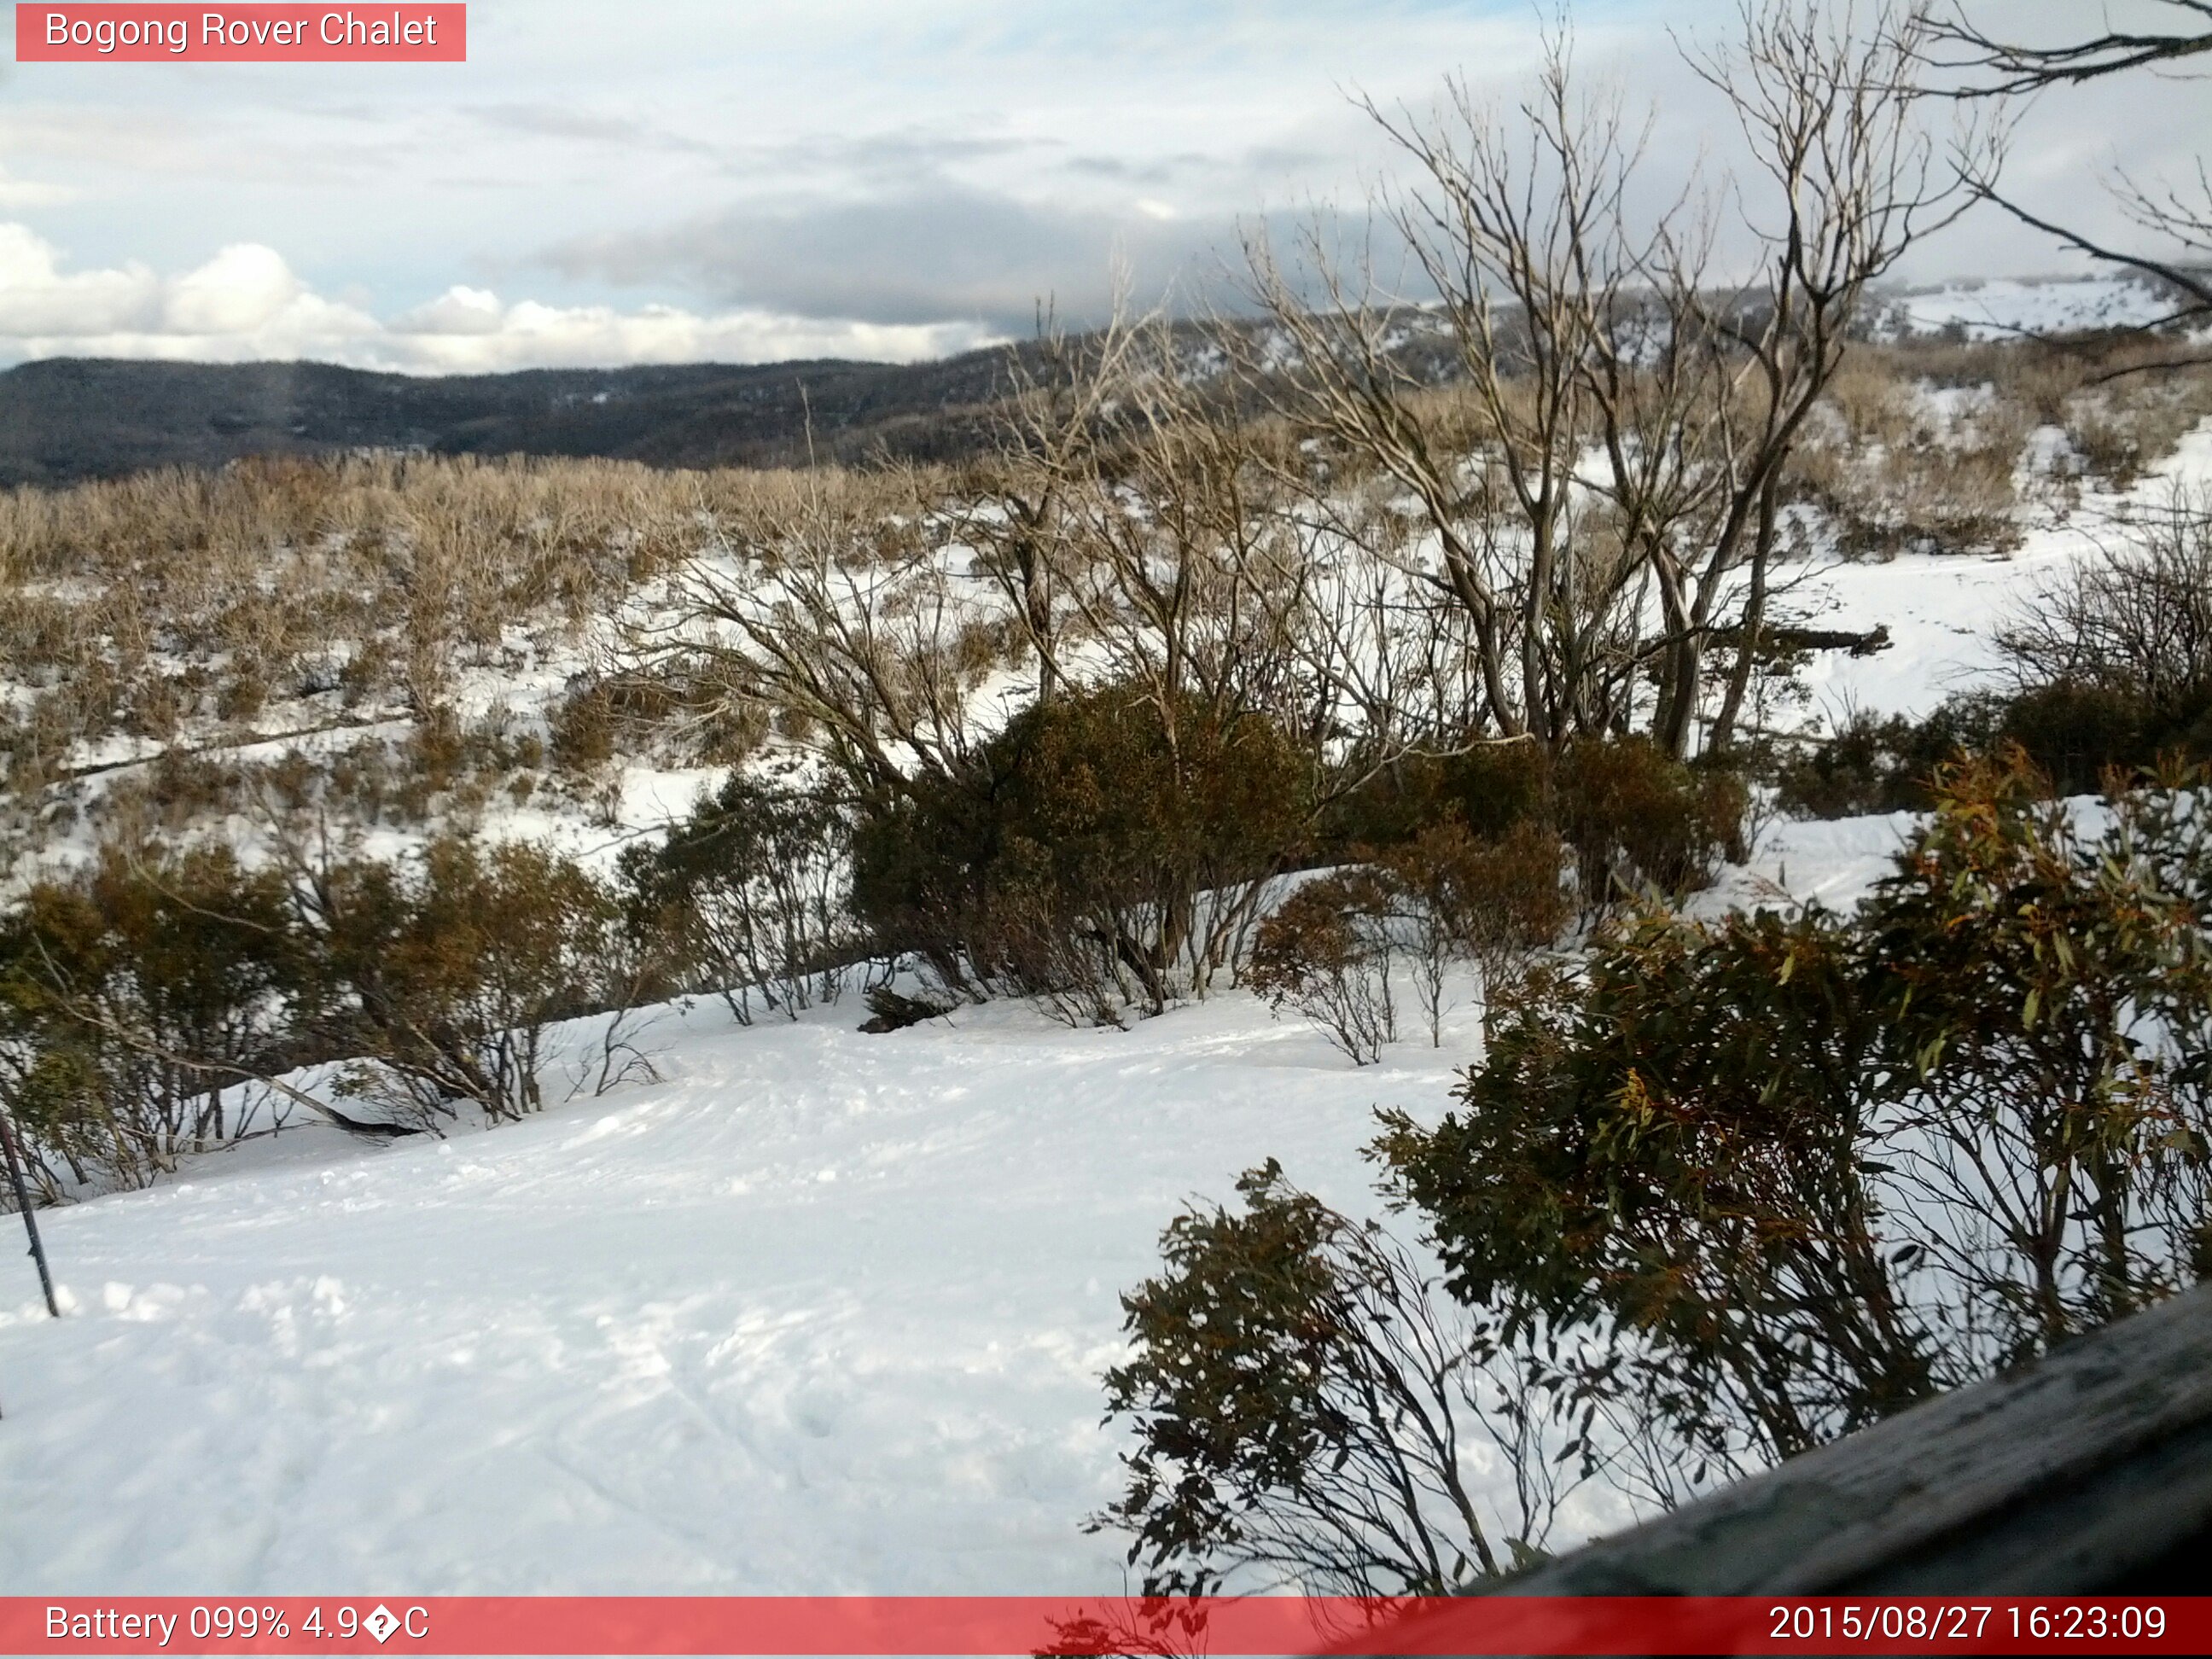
[1997,488,2212,707]
[1247,872,1400,1064]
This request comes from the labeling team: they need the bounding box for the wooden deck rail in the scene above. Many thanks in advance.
[1470,1279,2212,1596]
[1334,1284,2212,1654]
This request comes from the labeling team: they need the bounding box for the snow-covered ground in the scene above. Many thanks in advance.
[0,988,1499,1592]
[1778,423,2212,726]
[1871,273,2185,341]
[0,805,1921,1595]
[3,397,2208,1597]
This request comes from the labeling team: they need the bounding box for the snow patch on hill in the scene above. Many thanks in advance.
[1873,274,2183,341]
[1775,421,2212,729]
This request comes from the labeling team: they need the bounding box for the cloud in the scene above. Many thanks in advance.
[386,297,995,371]
[0,166,78,209]
[543,181,1242,332]
[160,243,306,334]
[389,284,505,335]
[469,102,722,158]
[3,0,2204,374]
[0,224,157,333]
[0,227,997,370]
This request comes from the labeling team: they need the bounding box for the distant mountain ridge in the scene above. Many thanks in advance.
[0,274,2187,487]
[0,352,1028,486]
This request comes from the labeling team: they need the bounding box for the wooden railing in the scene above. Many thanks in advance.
[1336,1284,2212,1652]
[1481,1279,2212,1595]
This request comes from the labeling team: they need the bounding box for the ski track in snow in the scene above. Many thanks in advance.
[0,993,1500,1592]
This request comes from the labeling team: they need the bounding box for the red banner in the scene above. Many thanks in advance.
[15,4,464,61]
[2,1596,2204,1656]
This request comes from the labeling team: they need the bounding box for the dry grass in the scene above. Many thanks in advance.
[0,451,946,876]
[1790,346,2029,556]
[0,338,2203,870]
[1784,335,2212,557]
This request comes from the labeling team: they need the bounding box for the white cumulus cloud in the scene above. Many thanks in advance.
[0,224,157,335]
[160,242,307,334]
[0,226,998,370]
[390,284,505,335]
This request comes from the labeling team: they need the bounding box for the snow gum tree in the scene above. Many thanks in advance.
[1241,1,1975,757]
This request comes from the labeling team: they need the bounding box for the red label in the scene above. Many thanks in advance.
[0,1596,2205,1656]
[15,4,465,61]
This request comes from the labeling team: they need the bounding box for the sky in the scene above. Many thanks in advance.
[0,0,2203,373]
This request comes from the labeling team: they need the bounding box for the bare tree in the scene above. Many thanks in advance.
[1936,1,2212,90]
[1690,1,1972,750]
[1243,34,1653,751]
[948,309,1141,712]
[1245,3,1964,760]
[634,466,989,808]
[1930,2,2212,334]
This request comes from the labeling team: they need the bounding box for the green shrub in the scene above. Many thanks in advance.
[853,685,1314,1021]
[1382,748,2212,1476]
[2,826,646,1187]
[1996,680,2212,796]
[1779,683,2212,818]
[1319,741,1545,854]
[1775,698,2000,818]
[1095,1161,1595,1595]
[622,770,858,1022]
[306,835,624,1124]
[0,842,300,1187]
[1324,737,1735,912]
[1101,752,2212,1597]
[1554,737,1745,904]
[1245,871,1399,1064]
[1379,816,1570,1040]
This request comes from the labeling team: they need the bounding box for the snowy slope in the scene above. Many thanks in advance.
[1778,423,2212,726]
[1872,273,2184,341]
[0,800,1927,1595]
[0,991,1527,1593]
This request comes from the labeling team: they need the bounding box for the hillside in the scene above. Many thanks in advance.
[0,352,1025,487]
[2,271,2209,1601]
[0,275,2183,488]
[2,417,2204,1586]
[0,803,1933,1594]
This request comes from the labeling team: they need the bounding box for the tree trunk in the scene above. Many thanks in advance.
[1708,471,1782,754]
[0,1106,61,1321]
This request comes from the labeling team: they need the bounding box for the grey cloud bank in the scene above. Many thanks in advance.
[541,183,1236,333]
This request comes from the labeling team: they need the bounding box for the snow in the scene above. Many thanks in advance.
[1777,422,2212,730]
[0,987,1540,1593]
[1874,274,2184,341]
[0,790,1974,1595]
[1696,809,1919,920]
[3,393,2210,1594]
